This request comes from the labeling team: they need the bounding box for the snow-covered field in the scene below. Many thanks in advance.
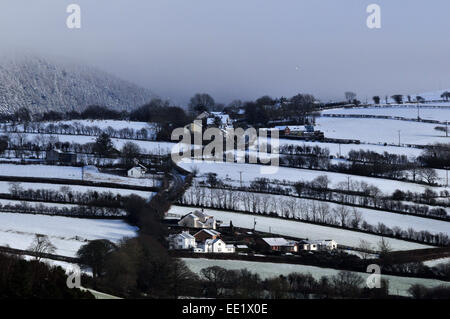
[0,164,159,187]
[0,181,155,199]
[179,160,446,193]
[322,106,450,122]
[0,212,137,257]
[182,258,450,297]
[5,131,180,155]
[0,164,82,179]
[180,188,450,237]
[169,206,431,251]
[423,257,450,268]
[275,139,424,158]
[315,117,449,146]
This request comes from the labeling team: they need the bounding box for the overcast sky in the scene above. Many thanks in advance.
[0,0,449,105]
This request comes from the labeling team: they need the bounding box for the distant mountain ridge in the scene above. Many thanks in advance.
[0,54,156,114]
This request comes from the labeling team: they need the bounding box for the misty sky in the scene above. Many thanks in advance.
[0,0,449,105]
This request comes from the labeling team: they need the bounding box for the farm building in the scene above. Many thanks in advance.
[298,240,338,251]
[127,164,147,178]
[46,149,77,164]
[194,229,221,242]
[178,210,219,229]
[258,237,299,253]
[200,238,235,253]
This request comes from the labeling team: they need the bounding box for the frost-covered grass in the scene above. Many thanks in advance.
[0,212,137,257]
[182,258,450,297]
[168,206,431,251]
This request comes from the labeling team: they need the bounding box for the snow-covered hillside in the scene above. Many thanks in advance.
[0,54,155,114]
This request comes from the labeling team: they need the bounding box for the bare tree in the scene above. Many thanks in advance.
[418,168,438,185]
[345,92,357,103]
[350,208,363,229]
[358,240,374,261]
[333,205,351,227]
[317,202,331,223]
[377,237,392,256]
[28,234,57,261]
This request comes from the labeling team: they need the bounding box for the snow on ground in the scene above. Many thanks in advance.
[182,258,450,297]
[321,106,450,122]
[275,139,424,158]
[83,166,159,187]
[0,212,137,257]
[53,120,158,132]
[0,164,82,179]
[10,131,183,155]
[0,164,159,187]
[0,199,128,216]
[316,117,449,146]
[169,206,431,251]
[423,257,450,268]
[183,190,450,237]
[178,160,446,194]
[0,181,155,199]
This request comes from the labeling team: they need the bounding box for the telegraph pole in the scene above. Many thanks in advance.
[239,171,243,188]
[397,130,401,146]
[446,167,449,187]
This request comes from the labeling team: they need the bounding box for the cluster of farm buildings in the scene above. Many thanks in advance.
[167,210,338,255]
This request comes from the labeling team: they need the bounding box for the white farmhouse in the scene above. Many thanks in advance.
[168,231,196,250]
[200,238,235,253]
[127,164,147,178]
[298,240,318,251]
[309,240,338,251]
[178,210,218,229]
[299,239,337,251]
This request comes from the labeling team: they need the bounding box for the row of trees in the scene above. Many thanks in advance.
[271,141,443,186]
[2,121,155,141]
[198,266,389,299]
[8,183,128,208]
